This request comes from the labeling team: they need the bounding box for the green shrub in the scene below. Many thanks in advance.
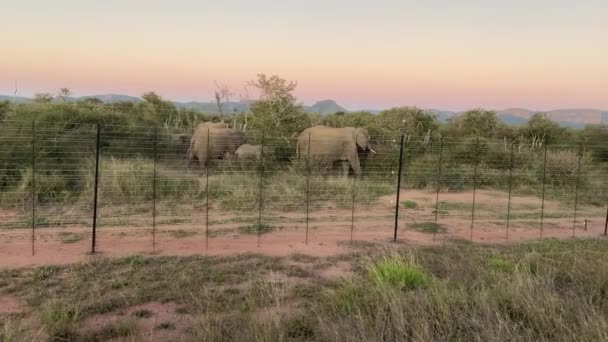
[368,255,431,289]
[401,200,418,209]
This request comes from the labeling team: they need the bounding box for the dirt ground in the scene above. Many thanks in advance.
[1,190,606,269]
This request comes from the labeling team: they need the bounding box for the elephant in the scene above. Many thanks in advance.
[234,143,276,165]
[187,122,245,171]
[296,126,376,177]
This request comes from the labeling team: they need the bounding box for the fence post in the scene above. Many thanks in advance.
[433,138,444,242]
[305,132,311,245]
[393,134,405,242]
[257,132,265,247]
[350,133,357,241]
[540,141,548,240]
[506,142,515,241]
[604,207,607,236]
[572,142,583,238]
[470,136,480,241]
[205,127,210,250]
[31,120,36,256]
[91,124,101,254]
[152,127,158,252]
[350,167,357,241]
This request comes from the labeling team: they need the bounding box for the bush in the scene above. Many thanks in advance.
[368,255,431,289]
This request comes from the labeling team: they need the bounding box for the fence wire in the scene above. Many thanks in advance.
[0,121,606,257]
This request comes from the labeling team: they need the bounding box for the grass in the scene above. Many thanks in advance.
[238,223,274,235]
[168,229,197,239]
[367,255,431,289]
[56,232,85,244]
[2,239,608,341]
[401,200,418,209]
[408,222,446,234]
[132,309,153,318]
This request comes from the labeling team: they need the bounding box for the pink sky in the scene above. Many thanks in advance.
[1,1,607,111]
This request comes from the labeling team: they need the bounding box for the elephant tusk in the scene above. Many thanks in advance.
[369,147,377,154]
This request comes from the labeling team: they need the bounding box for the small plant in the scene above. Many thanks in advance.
[368,255,431,289]
[409,222,446,234]
[169,229,197,239]
[156,322,176,330]
[57,232,85,244]
[238,223,273,235]
[86,319,138,340]
[132,309,153,319]
[489,256,515,273]
[401,200,418,209]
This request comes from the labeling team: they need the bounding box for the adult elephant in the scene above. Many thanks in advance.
[187,122,245,171]
[296,126,375,177]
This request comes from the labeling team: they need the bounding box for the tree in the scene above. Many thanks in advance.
[452,109,498,138]
[0,101,9,121]
[142,92,178,124]
[33,93,53,103]
[247,74,310,160]
[521,113,568,147]
[248,74,310,139]
[57,88,72,101]
[213,81,232,122]
[376,107,438,142]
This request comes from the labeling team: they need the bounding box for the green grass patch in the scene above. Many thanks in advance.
[168,229,197,239]
[488,256,515,273]
[409,222,446,234]
[238,223,273,235]
[401,200,418,209]
[368,255,431,289]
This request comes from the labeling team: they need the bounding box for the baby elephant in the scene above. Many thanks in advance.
[235,144,266,163]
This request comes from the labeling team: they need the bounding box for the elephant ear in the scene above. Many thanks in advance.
[354,128,369,149]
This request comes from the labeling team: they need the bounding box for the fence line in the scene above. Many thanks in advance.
[0,121,606,256]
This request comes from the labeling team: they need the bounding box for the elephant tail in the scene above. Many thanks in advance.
[296,139,301,161]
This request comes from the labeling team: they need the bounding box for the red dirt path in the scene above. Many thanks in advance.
[1,190,605,269]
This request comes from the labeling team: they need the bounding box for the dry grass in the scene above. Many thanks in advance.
[1,239,607,341]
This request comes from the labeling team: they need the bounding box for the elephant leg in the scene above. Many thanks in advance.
[341,160,350,177]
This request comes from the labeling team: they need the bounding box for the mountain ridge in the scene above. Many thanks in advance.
[1,94,605,126]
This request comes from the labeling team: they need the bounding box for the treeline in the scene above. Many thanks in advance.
[0,74,606,208]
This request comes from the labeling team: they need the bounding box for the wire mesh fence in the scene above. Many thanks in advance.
[0,121,607,258]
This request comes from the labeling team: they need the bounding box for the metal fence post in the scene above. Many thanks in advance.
[540,141,548,240]
[393,134,405,242]
[257,132,265,247]
[506,142,515,241]
[433,137,444,242]
[470,136,480,241]
[31,120,36,256]
[350,133,357,241]
[91,124,101,254]
[572,142,583,238]
[604,207,607,236]
[205,127,210,250]
[152,127,158,252]
[305,132,311,245]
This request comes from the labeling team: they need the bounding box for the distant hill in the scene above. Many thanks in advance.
[498,108,604,127]
[303,100,346,115]
[82,94,142,103]
[1,93,606,127]
[0,95,31,103]
[497,114,529,126]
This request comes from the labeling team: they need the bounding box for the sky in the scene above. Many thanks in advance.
[1,0,607,111]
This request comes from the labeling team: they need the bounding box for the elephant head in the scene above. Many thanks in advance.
[354,128,377,154]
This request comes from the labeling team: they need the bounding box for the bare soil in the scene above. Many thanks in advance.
[1,190,605,269]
